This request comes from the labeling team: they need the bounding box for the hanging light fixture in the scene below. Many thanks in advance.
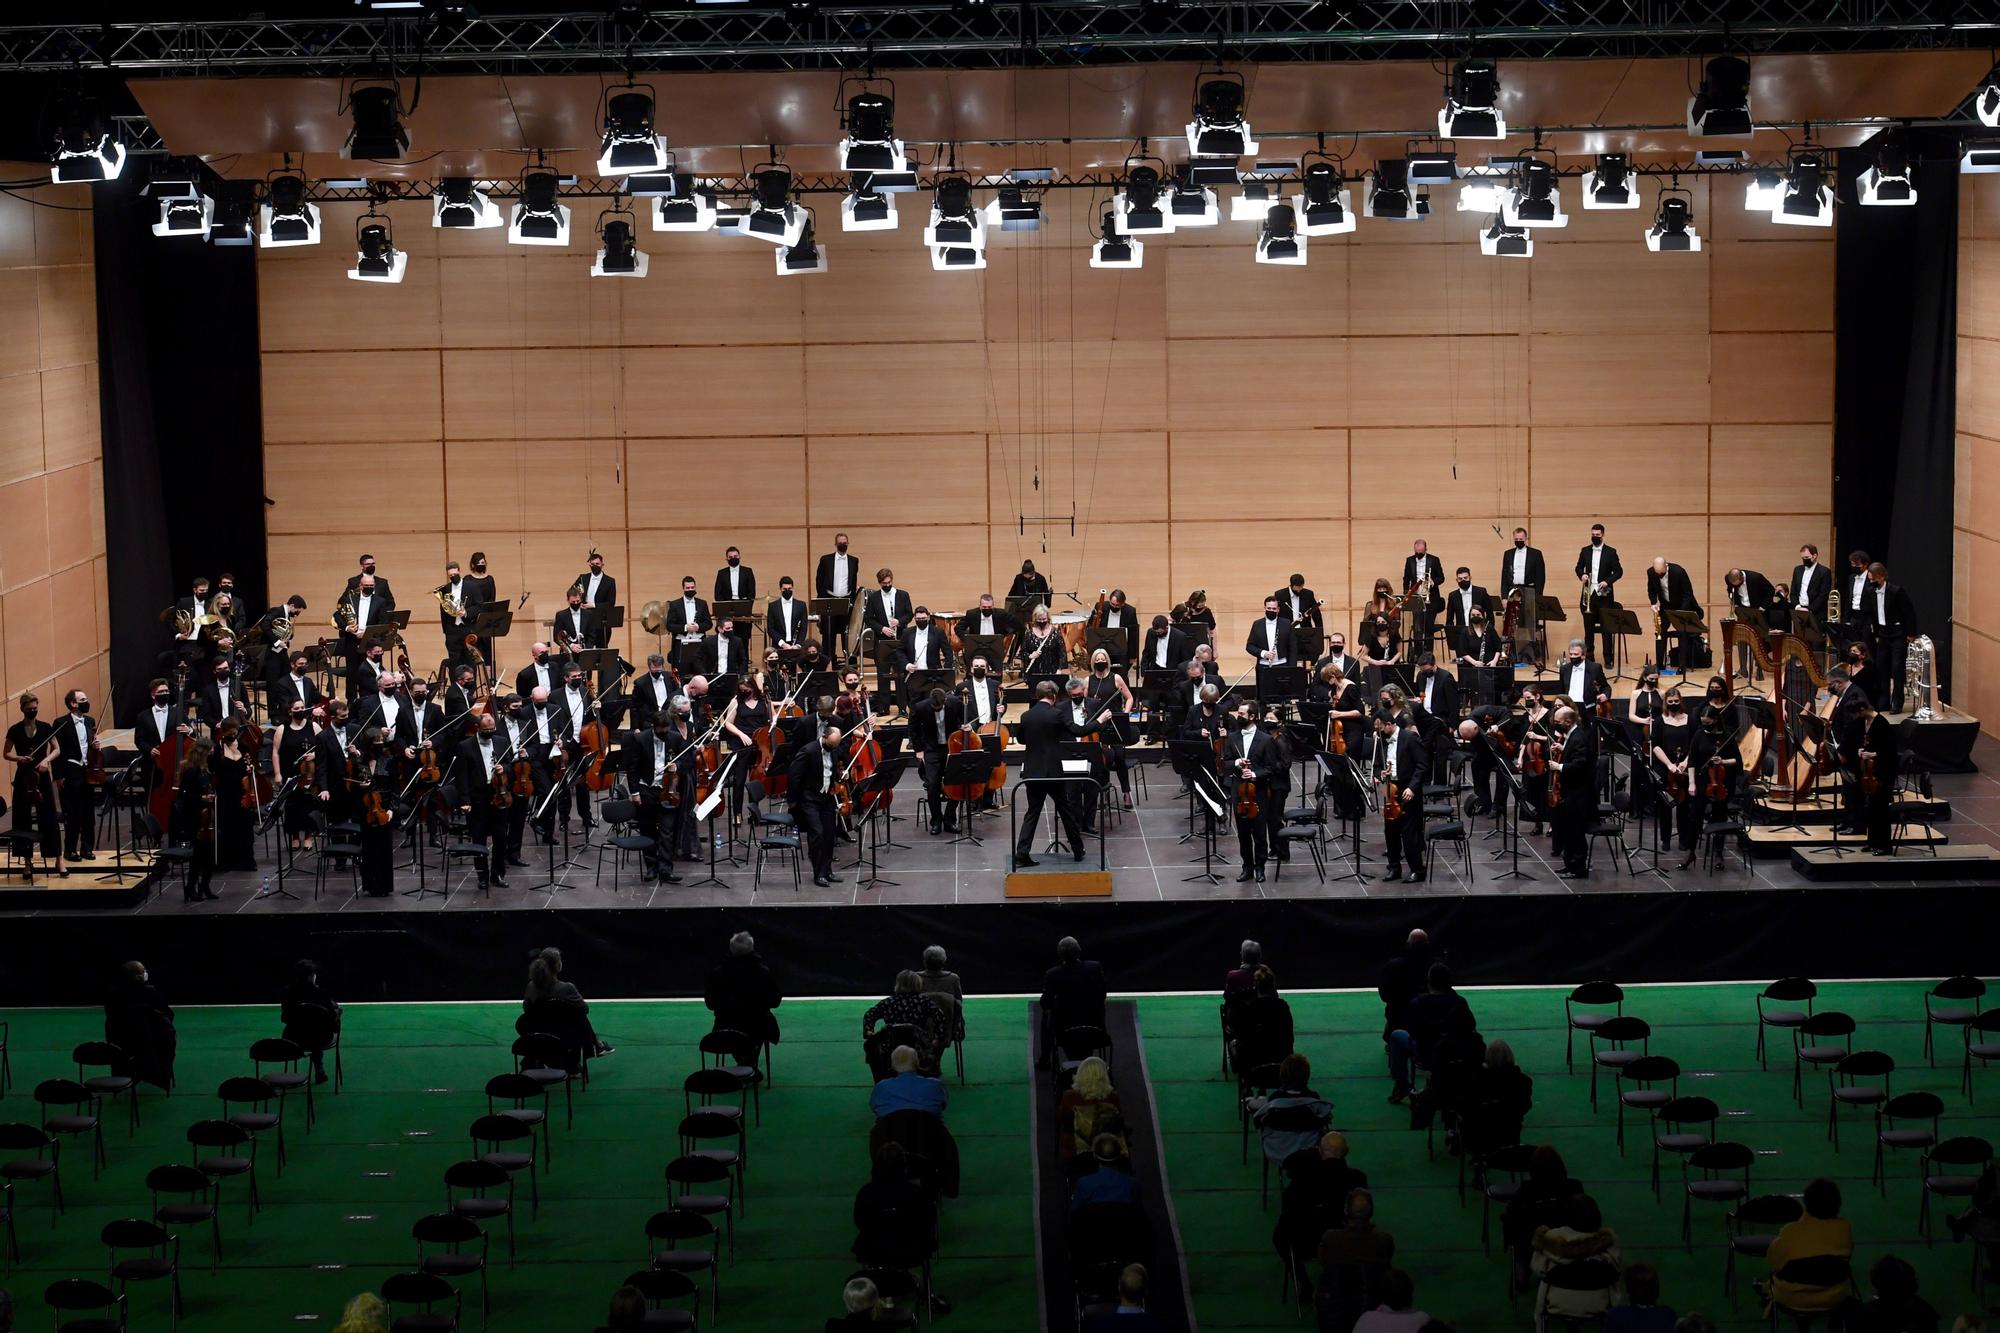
[838,82,908,174]
[1187,72,1256,159]
[1364,159,1428,221]
[1501,154,1568,229]
[1254,202,1307,265]
[258,168,321,247]
[1581,153,1640,210]
[1644,182,1703,252]
[1090,208,1143,269]
[1856,135,1916,206]
[1293,157,1355,236]
[49,91,126,183]
[744,166,808,247]
[590,200,649,277]
[1687,56,1753,138]
[597,83,669,176]
[347,205,407,283]
[1112,160,1174,235]
[1767,150,1833,227]
[433,177,502,229]
[1440,58,1504,139]
[508,166,572,246]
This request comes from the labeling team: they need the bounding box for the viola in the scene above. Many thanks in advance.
[241,720,275,806]
[1382,773,1404,821]
[196,788,215,846]
[1548,741,1565,808]
[415,741,443,786]
[581,715,616,792]
[1234,754,1261,820]
[1329,712,1348,757]
[510,755,536,801]
[1705,757,1730,801]
[298,752,317,787]
[363,787,393,827]
[1668,763,1690,804]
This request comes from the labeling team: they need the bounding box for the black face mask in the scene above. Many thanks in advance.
[727,556,740,566]
[1708,689,1725,701]
[972,668,987,678]
[291,712,307,722]
[73,701,90,715]
[915,619,929,629]
[1515,539,1526,548]
[1330,644,1345,655]
[153,694,170,706]
[535,652,548,664]
[1458,579,1470,589]
[22,706,38,720]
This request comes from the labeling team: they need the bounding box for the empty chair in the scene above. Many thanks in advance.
[443,1159,515,1269]
[1791,1011,1856,1106]
[1587,1016,1650,1113]
[1563,981,1624,1075]
[413,1212,489,1328]
[1964,1012,2000,1103]
[1919,1135,1994,1239]
[1923,976,1986,1066]
[1650,1095,1719,1200]
[1826,1051,1894,1151]
[186,1119,259,1221]
[34,1080,105,1178]
[72,1043,140,1136]
[593,797,655,894]
[483,1073,552,1170]
[1681,1141,1753,1249]
[219,1075,287,1175]
[470,1115,538,1218]
[664,1155,736,1262]
[644,1209,720,1319]
[0,1121,63,1222]
[695,1031,763,1126]
[146,1163,221,1272]
[42,1277,124,1333]
[1873,1091,1943,1194]
[1753,978,1817,1072]
[621,1268,701,1331]
[683,1067,752,1132]
[1474,1143,1538,1255]
[1723,1193,1803,1296]
[380,1269,461,1333]
[510,1033,575,1131]
[1614,1055,1680,1154]
[250,1038,317,1133]
[679,1109,746,1213]
[102,1217,181,1330]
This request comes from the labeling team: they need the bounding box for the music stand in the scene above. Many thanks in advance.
[943,749,994,847]
[1004,595,1043,622]
[853,756,908,888]
[959,635,1005,676]
[1182,759,1229,883]
[1255,664,1307,709]
[1600,605,1643,679]
[1318,751,1373,885]
[1083,627,1127,665]
[811,596,856,655]
[1293,626,1325,664]
[906,669,956,702]
[1665,610,1710,677]
[1489,760,1536,882]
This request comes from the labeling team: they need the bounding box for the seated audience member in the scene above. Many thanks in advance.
[1531,1195,1623,1332]
[0,1289,11,1333]
[523,947,612,1058]
[703,930,782,1068]
[1503,1146,1586,1281]
[1081,1264,1166,1333]
[1315,1188,1396,1333]
[1845,1255,1939,1333]
[1763,1177,1854,1317]
[1947,1160,2000,1267]
[105,959,177,1091]
[1222,939,1264,1055]
[824,1276,880,1332]
[853,1143,937,1264]
[1388,962,1471,1104]
[1040,936,1108,1067]
[1604,1263,1675,1333]
[1460,1038,1535,1156]
[916,945,966,1045]
[600,1284,645,1332]
[1253,1053,1335,1165]
[1275,1131,1368,1301]
[1410,1006,1485,1133]
[863,970,950,1075]
[1951,1319,1987,1333]
[332,1293,390,1333]
[1058,1055,1125,1163]
[281,957,342,1084]
[1351,1268,1431,1333]
[1233,965,1297,1073]
[1377,930,1435,1058]
[869,1045,948,1119]
[1071,1133,1140,1212]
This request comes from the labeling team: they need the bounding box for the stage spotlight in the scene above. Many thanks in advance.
[745,167,808,247]
[1440,59,1504,140]
[1365,160,1428,221]
[842,183,898,231]
[983,185,1044,231]
[1112,164,1173,235]
[1255,203,1306,265]
[1167,168,1221,227]
[1743,169,1783,211]
[931,244,987,271]
[1455,162,1512,213]
[652,178,718,232]
[258,171,321,248]
[838,88,907,174]
[1187,73,1256,159]
[434,177,502,228]
[1645,187,1702,252]
[785,0,819,21]
[1479,215,1532,258]
[49,93,125,183]
[509,168,572,246]
[776,217,828,276]
[591,205,648,278]
[1231,176,1283,221]
[1688,56,1753,138]
[1293,160,1355,235]
[1501,158,1568,228]
[923,176,986,249]
[1856,137,1915,206]
[209,189,255,246]
[344,81,410,160]
[1090,210,1143,268]
[1963,142,2000,174]
[1769,152,1833,227]
[146,160,211,239]
[1976,84,2000,129]
[1407,150,1458,187]
[347,209,407,283]
[1581,153,1640,209]
[598,85,668,176]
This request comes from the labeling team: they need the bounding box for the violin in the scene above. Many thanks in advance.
[1548,739,1565,807]
[196,787,215,846]
[510,754,536,801]
[298,752,317,787]
[363,787,393,827]
[240,720,274,806]
[1668,763,1690,804]
[1233,745,1260,820]
[1381,771,1403,821]
[694,732,721,808]
[1705,755,1730,801]
[415,741,442,785]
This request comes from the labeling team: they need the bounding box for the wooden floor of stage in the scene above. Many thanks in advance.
[6,731,1995,918]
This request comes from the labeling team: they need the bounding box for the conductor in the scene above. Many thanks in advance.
[1014,679,1093,867]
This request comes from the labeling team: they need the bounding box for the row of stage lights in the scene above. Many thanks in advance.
[44,63,2000,281]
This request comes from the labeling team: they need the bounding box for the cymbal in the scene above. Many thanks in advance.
[638,599,667,635]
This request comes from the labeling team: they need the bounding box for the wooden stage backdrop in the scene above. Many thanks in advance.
[1959,174,2000,739]
[257,182,1835,676]
[0,166,110,711]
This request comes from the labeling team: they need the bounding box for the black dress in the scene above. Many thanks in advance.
[6,718,60,860]
[277,724,320,835]
[211,750,259,872]
[171,767,216,899]
[1085,673,1132,794]
[358,756,398,896]
[1650,716,1699,850]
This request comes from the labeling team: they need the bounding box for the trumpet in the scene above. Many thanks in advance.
[434,582,466,620]
[1581,577,1594,617]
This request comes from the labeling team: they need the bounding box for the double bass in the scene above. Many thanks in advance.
[942,724,987,807]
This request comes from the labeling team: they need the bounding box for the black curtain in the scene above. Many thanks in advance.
[1833,133,1958,695]
[95,174,267,725]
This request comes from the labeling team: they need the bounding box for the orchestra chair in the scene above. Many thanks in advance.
[138,813,195,901]
[591,797,655,895]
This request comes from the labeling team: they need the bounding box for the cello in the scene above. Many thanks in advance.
[581,699,617,793]
[943,724,987,808]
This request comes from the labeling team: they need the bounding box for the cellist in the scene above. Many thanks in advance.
[909,686,967,836]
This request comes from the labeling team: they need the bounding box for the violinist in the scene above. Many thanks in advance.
[1854,694,1899,854]
[787,722,848,887]
[312,699,361,827]
[1312,664,1367,759]
[454,714,512,890]
[720,673,772,816]
[172,735,219,903]
[660,696,701,861]
[552,668,595,833]
[1455,608,1508,707]
[1687,708,1740,857]
[1551,706,1597,879]
[352,727,398,897]
[910,686,968,836]
[1181,682,1229,755]
[497,695,536,865]
[519,684,567,841]
[1376,711,1427,884]
[1408,654,1457,784]
[1698,674,1734,728]
[5,692,62,875]
[619,714,685,885]
[208,720,257,872]
[1462,700,1521,820]
[52,688,98,863]
[441,665,480,746]
[834,670,875,722]
[1517,686,1554,836]
[1225,700,1282,883]
[1648,687,1699,868]
[277,699,320,853]
[1556,639,1611,719]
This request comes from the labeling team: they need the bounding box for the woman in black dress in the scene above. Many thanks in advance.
[276,703,321,852]
[172,736,218,902]
[1630,667,1663,733]
[1171,589,1217,651]
[355,728,398,897]
[4,692,63,875]
[1085,650,1137,810]
[1007,560,1052,611]
[210,720,259,873]
[1361,614,1403,699]
[721,674,772,816]
[1647,688,1700,866]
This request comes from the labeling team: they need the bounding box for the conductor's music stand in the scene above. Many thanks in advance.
[1600,605,1644,679]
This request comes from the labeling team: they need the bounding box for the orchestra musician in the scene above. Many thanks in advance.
[1854,694,1900,854]
[1095,590,1139,666]
[171,576,211,659]
[1499,527,1547,625]
[1790,544,1832,630]
[209,720,257,874]
[1402,540,1446,658]
[787,722,848,887]
[1455,607,1507,707]
[1407,654,1457,784]
[1648,686,1700,868]
[1645,557,1702,671]
[897,608,956,707]
[439,559,474,665]
[1517,686,1553,836]
[768,576,809,659]
[714,544,756,604]
[337,572,393,699]
[276,698,319,853]
[1364,578,1400,629]
[961,654,1005,727]
[577,549,617,619]
[1360,613,1403,697]
[1014,680,1092,867]
[703,619,748,679]
[1376,710,1426,884]
[1576,524,1623,663]
[1554,639,1612,718]
[1316,629,1360,684]
[1861,561,1919,713]
[1225,698,1283,882]
[196,655,248,727]
[1722,568,1779,679]
[665,576,712,677]
[1007,559,1052,610]
[957,592,1019,642]
[1461,702,1520,821]
[554,666,596,831]
[1442,568,1490,658]
[817,535,862,656]
[520,686,565,845]
[910,686,968,835]
[554,586,599,659]
[343,553,395,605]
[719,673,771,819]
[1170,589,1217,645]
[463,552,497,627]
[657,695,701,861]
[1246,596,1295,665]
[440,665,480,747]
[1311,664,1367,759]
[514,642,557,705]
[311,698,361,828]
[1274,574,1323,632]
[1019,606,1066,678]
[213,574,250,633]
[1630,667,1664,732]
[453,712,512,890]
[1698,674,1734,730]
[173,735,219,902]
[1687,707,1741,862]
[1550,706,1596,878]
[47,688,96,863]
[620,709,685,884]
[1140,615,1193,678]
[1085,650,1137,815]
[5,692,62,874]
[864,569,914,667]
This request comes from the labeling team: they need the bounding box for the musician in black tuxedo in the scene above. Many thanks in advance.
[339,574,394,699]
[439,560,475,665]
[620,716,686,883]
[1721,568,1779,680]
[553,589,600,657]
[1013,682,1092,866]
[1825,667,1871,835]
[628,654,680,733]
[1095,590,1141,666]
[1553,639,1611,717]
[312,700,362,826]
[1316,630,1361,686]
[1551,706,1597,878]
[1406,655,1458,783]
[133,677,187,764]
[1498,527,1548,664]
[438,666,480,747]
[515,643,558,702]
[576,549,616,618]
[1222,699,1283,882]
[1443,568,1491,657]
[1140,616,1193,676]
[766,577,810,656]
[1274,575,1323,631]
[453,714,512,889]
[343,554,395,607]
[713,545,755,603]
[1855,700,1900,854]
[862,568,914,645]
[957,594,1020,641]
[815,537,862,657]
[786,723,848,886]
[1245,597,1295,664]
[52,689,97,859]
[1455,609,1508,707]
[908,687,968,835]
[664,576,712,677]
[1402,540,1447,656]
[1575,525,1623,663]
[195,658,248,728]
[1861,562,1920,712]
[1789,544,1833,629]
[269,650,322,721]
[1645,558,1702,671]
[1375,712,1427,882]
[694,623,746,681]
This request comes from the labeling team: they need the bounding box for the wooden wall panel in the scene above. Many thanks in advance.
[266,442,446,535]
[1530,426,1708,515]
[1710,333,1834,423]
[1962,334,2000,444]
[801,250,985,345]
[989,340,1169,436]
[1710,240,1835,332]
[995,523,1172,627]
[1347,245,1530,336]
[1349,427,1527,518]
[1166,429,1347,521]
[4,582,54,695]
[1169,518,1346,654]
[632,248,805,348]
[804,343,990,435]
[1166,338,1347,430]
[981,247,1168,344]
[443,438,625,532]
[0,475,51,590]
[40,362,98,472]
[627,437,806,517]
[442,349,620,440]
[989,432,1170,527]
[38,265,95,371]
[1962,239,2000,343]
[1349,336,1527,427]
[0,269,38,378]
[260,255,442,352]
[810,434,987,524]
[435,256,621,351]
[267,350,443,443]
[1707,425,1831,514]
[1164,245,1350,340]
[1528,243,1708,335]
[0,371,43,484]
[1529,333,1708,425]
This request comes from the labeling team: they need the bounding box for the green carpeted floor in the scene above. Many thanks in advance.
[0,997,1037,1331]
[1140,981,2000,1332]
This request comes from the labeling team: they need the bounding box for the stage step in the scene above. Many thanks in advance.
[0,851,156,909]
[1790,843,2000,882]
[1745,825,1948,859]
[1752,793,1952,826]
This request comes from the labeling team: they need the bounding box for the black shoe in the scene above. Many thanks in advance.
[944,821,959,833]
[929,823,942,835]
[507,856,529,868]
[202,889,221,901]
[1404,873,1426,884]
[1255,868,1266,883]
[661,873,683,884]
[640,870,657,883]
[813,876,832,887]
[313,1070,330,1085]
[826,872,843,882]
[1388,1085,1410,1105]
[1072,847,1087,862]
[1236,868,1255,882]
[491,877,508,888]
[1015,853,1039,867]
[1677,854,1696,870]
